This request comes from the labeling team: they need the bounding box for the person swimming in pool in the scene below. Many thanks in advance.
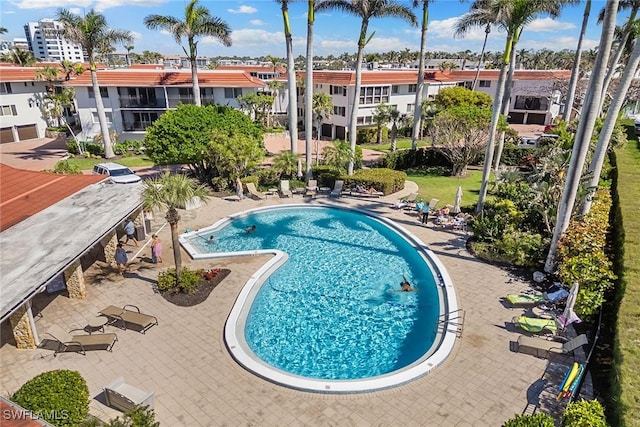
[245,225,256,234]
[400,275,418,292]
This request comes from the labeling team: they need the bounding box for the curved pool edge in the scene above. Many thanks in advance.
[179,204,459,394]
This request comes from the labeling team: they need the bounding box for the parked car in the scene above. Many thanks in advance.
[92,162,142,184]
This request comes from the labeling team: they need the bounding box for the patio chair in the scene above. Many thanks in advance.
[104,377,154,412]
[279,180,292,198]
[45,324,118,356]
[504,287,570,308]
[246,182,266,200]
[305,179,318,197]
[516,334,588,359]
[427,198,440,214]
[330,180,344,197]
[513,315,558,335]
[99,304,158,334]
[392,193,418,209]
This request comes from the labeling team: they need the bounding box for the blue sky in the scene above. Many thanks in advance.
[0,1,624,58]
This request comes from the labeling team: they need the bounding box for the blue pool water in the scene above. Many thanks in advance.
[188,207,440,380]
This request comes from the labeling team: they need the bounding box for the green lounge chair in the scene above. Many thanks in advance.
[505,293,545,307]
[513,315,558,334]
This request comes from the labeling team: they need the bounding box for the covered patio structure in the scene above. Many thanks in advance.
[0,164,144,348]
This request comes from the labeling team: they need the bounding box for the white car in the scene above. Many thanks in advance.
[92,162,142,184]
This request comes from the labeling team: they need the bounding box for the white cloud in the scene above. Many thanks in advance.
[367,37,419,53]
[203,28,303,50]
[428,17,506,42]
[3,10,16,14]
[519,36,599,51]
[10,0,92,9]
[69,7,82,14]
[320,39,355,50]
[527,18,576,32]
[129,30,142,40]
[250,19,265,26]
[95,0,165,11]
[227,5,257,14]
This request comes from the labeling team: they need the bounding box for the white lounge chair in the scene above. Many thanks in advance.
[279,180,292,198]
[393,193,418,209]
[330,180,344,197]
[246,182,266,200]
[305,179,318,197]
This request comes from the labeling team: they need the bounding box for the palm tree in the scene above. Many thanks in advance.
[277,0,299,155]
[144,0,231,107]
[56,8,132,159]
[34,66,61,94]
[389,108,405,152]
[563,0,591,121]
[125,44,134,66]
[141,173,208,282]
[0,27,7,34]
[60,59,84,81]
[1,48,37,66]
[544,0,618,272]
[312,92,333,164]
[459,0,566,213]
[373,103,392,144]
[44,87,76,127]
[273,151,300,178]
[580,24,640,215]
[317,0,417,175]
[267,79,286,114]
[411,0,433,151]
[305,0,317,180]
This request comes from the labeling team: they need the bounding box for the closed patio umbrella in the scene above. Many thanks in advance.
[452,186,462,214]
[297,157,303,179]
[559,282,581,328]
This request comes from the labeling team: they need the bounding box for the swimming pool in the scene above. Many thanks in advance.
[180,205,458,393]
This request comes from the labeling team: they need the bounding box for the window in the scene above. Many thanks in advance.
[356,116,373,125]
[408,84,417,93]
[0,105,17,116]
[331,85,345,96]
[224,88,242,98]
[88,87,109,98]
[92,111,113,123]
[0,83,11,94]
[391,85,399,94]
[407,103,414,112]
[359,86,390,105]
[333,106,346,116]
[479,80,491,88]
[514,96,548,111]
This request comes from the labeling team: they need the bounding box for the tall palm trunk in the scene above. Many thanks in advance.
[91,69,115,158]
[493,37,518,173]
[472,24,491,91]
[581,33,640,215]
[544,0,618,273]
[598,6,638,113]
[305,0,315,180]
[563,0,591,121]
[167,208,183,280]
[281,2,298,154]
[411,2,429,151]
[188,37,202,107]
[347,21,369,175]
[476,34,513,213]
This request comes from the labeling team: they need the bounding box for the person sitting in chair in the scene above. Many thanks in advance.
[355,184,378,194]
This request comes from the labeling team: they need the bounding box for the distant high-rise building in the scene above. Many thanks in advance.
[23,19,86,62]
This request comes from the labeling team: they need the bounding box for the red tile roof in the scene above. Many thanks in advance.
[217,65,286,73]
[297,70,455,85]
[0,398,51,427]
[450,69,572,80]
[62,69,265,88]
[0,164,104,232]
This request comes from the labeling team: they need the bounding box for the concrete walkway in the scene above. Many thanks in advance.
[0,191,578,426]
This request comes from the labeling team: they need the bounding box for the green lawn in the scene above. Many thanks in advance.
[360,138,429,152]
[60,156,155,170]
[405,168,487,210]
[614,138,640,425]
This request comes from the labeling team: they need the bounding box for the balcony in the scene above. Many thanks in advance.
[119,98,166,109]
[167,96,216,108]
[122,121,155,131]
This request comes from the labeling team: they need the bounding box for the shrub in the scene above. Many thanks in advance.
[383,147,451,170]
[356,127,382,144]
[105,405,160,427]
[494,228,546,267]
[114,140,144,155]
[157,267,204,294]
[343,168,407,195]
[562,399,607,427]
[46,160,82,175]
[11,370,89,427]
[503,413,555,427]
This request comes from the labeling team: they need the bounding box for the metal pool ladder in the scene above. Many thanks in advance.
[435,309,466,338]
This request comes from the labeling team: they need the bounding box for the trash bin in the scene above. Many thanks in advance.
[135,225,146,241]
[144,219,151,234]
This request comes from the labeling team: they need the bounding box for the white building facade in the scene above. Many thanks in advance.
[24,19,86,63]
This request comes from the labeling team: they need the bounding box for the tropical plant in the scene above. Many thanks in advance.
[323,140,355,173]
[503,413,555,427]
[388,108,406,152]
[373,103,392,144]
[44,87,76,127]
[125,44,134,66]
[142,173,208,282]
[144,0,231,107]
[1,48,37,66]
[104,405,160,427]
[34,66,61,93]
[316,0,417,175]
[206,128,265,188]
[434,86,493,109]
[312,92,333,164]
[273,151,300,178]
[544,0,618,272]
[267,79,286,114]
[60,59,84,81]
[562,399,607,427]
[11,370,89,427]
[305,0,317,179]
[0,27,6,34]
[56,8,132,159]
[411,0,433,151]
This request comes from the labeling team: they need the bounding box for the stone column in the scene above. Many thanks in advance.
[103,231,118,265]
[9,304,37,349]
[64,260,86,300]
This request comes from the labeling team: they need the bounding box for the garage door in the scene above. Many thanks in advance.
[0,127,15,143]
[527,114,547,125]
[17,124,38,141]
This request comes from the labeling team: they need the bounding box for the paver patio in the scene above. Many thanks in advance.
[0,189,579,426]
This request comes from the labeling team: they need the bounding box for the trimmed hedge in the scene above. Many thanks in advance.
[382,147,451,170]
[502,413,555,427]
[342,168,407,195]
[11,370,89,426]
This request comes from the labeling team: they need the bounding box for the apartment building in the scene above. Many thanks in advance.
[0,66,52,143]
[62,68,265,140]
[23,19,86,63]
[451,70,572,125]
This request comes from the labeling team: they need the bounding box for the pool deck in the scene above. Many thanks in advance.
[0,186,587,426]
